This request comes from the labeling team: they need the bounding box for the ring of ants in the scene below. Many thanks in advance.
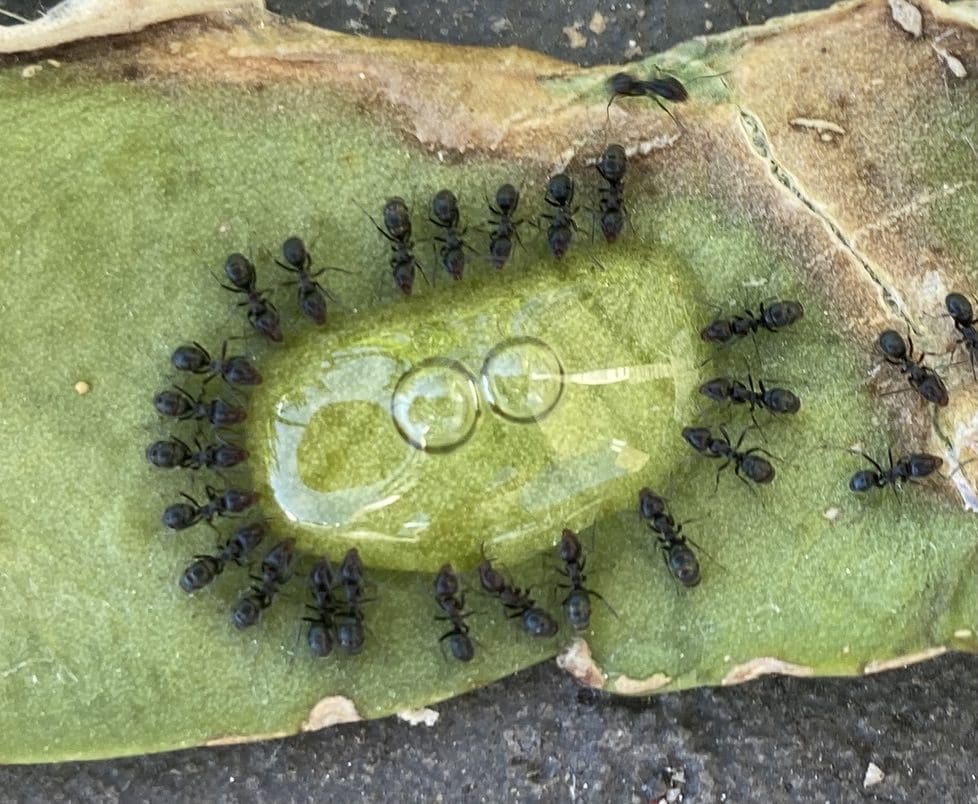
[148,69,964,666]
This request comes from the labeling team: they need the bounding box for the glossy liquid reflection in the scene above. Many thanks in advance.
[252,270,702,570]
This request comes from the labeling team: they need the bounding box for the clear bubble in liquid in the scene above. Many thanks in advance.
[479,337,565,424]
[391,357,481,453]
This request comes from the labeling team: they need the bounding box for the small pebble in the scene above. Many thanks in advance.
[864,762,885,788]
[74,380,91,395]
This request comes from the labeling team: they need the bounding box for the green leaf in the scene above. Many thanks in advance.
[1,0,976,762]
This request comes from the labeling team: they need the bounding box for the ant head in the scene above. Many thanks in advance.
[431,189,459,226]
[596,143,627,183]
[433,563,459,598]
[849,469,880,493]
[638,487,668,519]
[522,607,559,638]
[231,596,262,630]
[339,547,364,582]
[878,329,908,360]
[762,299,804,330]
[495,183,519,213]
[558,529,581,562]
[309,556,337,590]
[262,538,296,576]
[383,197,412,239]
[171,342,210,372]
[700,319,734,344]
[545,173,574,206]
[699,377,732,402]
[282,236,308,269]
[223,252,256,289]
[681,426,713,453]
[946,293,974,326]
[180,557,218,594]
[476,557,505,593]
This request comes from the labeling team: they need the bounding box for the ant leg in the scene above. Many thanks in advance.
[652,96,685,131]
[713,459,731,493]
[353,200,399,244]
[847,449,887,477]
[274,260,300,275]
[588,587,618,618]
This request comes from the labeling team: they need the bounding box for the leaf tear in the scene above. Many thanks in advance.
[722,657,815,685]
[862,645,947,674]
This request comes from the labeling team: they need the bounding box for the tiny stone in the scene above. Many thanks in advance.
[74,380,91,395]
[704,19,714,31]
[490,16,512,34]
[21,64,42,78]
[864,762,885,788]
[563,22,587,49]
[824,507,840,521]
[887,0,922,37]
[589,11,606,34]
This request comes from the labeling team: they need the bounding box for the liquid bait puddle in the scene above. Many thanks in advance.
[247,267,703,571]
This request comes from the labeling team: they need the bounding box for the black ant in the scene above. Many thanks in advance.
[231,538,295,630]
[700,300,804,345]
[161,485,259,531]
[433,564,475,662]
[637,488,701,587]
[170,341,262,386]
[556,528,612,631]
[276,236,342,326]
[219,253,283,343]
[699,374,800,429]
[179,520,268,593]
[153,386,247,427]
[606,70,689,128]
[363,197,424,295]
[541,173,579,259]
[877,329,949,407]
[945,292,978,378]
[305,557,339,657]
[335,548,367,654]
[477,557,558,638]
[487,183,523,270]
[429,189,473,281]
[682,425,776,488]
[848,447,943,495]
[145,434,247,470]
[594,144,627,243]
